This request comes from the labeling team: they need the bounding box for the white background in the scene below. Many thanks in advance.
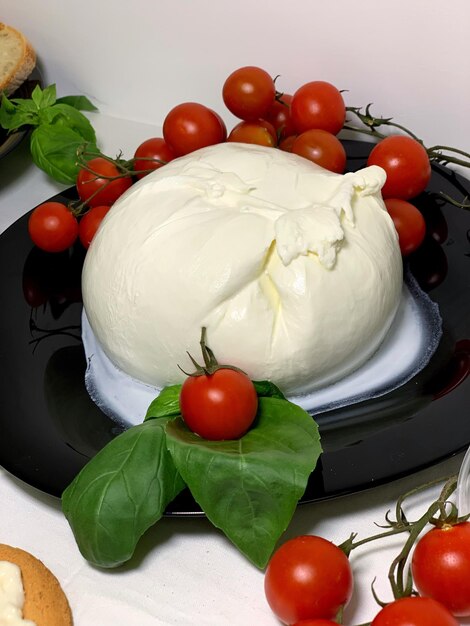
[1,2,470,625]
[2,0,470,154]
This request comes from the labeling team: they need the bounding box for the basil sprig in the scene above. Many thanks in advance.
[0,84,99,184]
[62,382,321,569]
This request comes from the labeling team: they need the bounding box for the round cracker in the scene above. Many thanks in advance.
[0,544,72,626]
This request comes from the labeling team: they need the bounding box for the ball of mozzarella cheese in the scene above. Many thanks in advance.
[82,143,402,394]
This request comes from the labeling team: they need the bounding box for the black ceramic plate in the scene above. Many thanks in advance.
[0,68,42,159]
[1,141,469,515]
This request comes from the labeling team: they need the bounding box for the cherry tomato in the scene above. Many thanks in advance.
[213,110,228,141]
[279,135,297,152]
[292,621,338,626]
[411,522,470,616]
[384,199,426,256]
[179,368,258,440]
[367,136,431,199]
[223,66,275,121]
[133,137,176,179]
[291,129,346,173]
[265,94,296,140]
[28,202,79,253]
[76,157,132,208]
[227,119,277,147]
[371,596,458,626]
[291,81,345,135]
[163,102,227,156]
[264,535,353,624]
[78,205,110,249]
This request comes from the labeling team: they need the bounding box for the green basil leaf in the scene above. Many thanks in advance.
[31,83,57,109]
[30,124,98,184]
[165,397,321,568]
[145,385,182,421]
[38,103,96,143]
[56,95,98,111]
[0,94,38,130]
[252,380,286,400]
[62,419,185,568]
[9,99,38,113]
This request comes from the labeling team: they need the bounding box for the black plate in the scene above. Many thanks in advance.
[1,141,469,515]
[0,69,42,159]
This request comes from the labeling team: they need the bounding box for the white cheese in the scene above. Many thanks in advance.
[0,562,36,626]
[82,142,402,393]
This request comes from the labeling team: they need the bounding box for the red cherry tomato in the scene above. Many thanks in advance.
[384,199,426,256]
[227,119,277,147]
[367,136,431,199]
[223,66,275,121]
[411,522,470,616]
[28,202,79,253]
[293,619,338,626]
[279,135,297,152]
[78,205,110,249]
[291,129,346,173]
[264,535,353,624]
[133,137,176,179]
[371,596,458,626]
[76,157,132,208]
[265,94,296,140]
[213,110,228,141]
[179,368,258,440]
[291,81,345,135]
[163,102,227,156]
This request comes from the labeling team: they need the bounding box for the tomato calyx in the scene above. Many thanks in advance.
[180,327,247,378]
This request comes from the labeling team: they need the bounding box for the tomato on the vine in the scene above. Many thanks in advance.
[367,135,431,199]
[76,157,132,208]
[180,368,258,440]
[223,66,275,121]
[265,93,296,140]
[227,119,277,147]
[264,535,353,624]
[411,522,470,616]
[279,135,297,152]
[384,199,426,256]
[78,205,110,249]
[291,81,345,135]
[28,202,79,253]
[292,618,338,626]
[291,129,346,173]
[371,596,458,626]
[163,102,227,156]
[133,137,175,179]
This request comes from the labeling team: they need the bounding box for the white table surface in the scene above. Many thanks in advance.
[0,114,469,626]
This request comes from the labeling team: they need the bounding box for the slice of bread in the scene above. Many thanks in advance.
[0,23,36,95]
[0,544,73,625]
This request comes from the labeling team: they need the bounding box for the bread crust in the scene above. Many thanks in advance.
[0,544,73,626]
[0,22,36,95]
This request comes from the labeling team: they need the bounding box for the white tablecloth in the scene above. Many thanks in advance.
[1,115,469,626]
